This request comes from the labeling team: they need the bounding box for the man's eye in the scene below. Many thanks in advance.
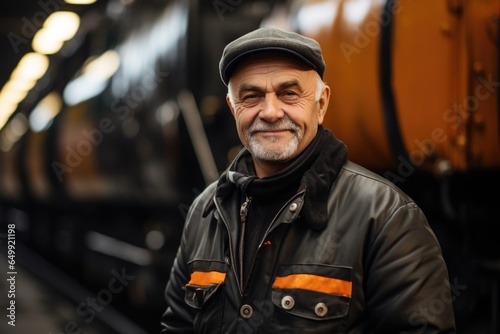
[281,91,298,98]
[243,94,258,100]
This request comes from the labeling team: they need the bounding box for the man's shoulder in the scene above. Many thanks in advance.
[340,160,391,183]
[191,181,218,208]
[337,160,412,201]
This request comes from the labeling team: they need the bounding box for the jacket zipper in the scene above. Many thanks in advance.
[213,191,303,297]
[239,196,252,293]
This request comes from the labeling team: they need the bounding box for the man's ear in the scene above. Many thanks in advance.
[317,84,330,125]
[226,94,235,117]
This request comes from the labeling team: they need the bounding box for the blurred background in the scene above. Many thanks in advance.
[0,0,498,333]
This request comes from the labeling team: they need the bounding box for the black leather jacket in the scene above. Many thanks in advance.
[161,161,456,333]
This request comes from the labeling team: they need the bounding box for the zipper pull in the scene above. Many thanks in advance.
[240,196,252,223]
[239,195,252,293]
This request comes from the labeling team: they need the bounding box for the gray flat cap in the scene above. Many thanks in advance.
[219,27,325,86]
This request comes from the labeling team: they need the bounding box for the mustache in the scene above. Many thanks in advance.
[248,118,300,134]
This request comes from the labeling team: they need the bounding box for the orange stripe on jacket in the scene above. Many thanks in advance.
[273,274,352,297]
[187,271,226,286]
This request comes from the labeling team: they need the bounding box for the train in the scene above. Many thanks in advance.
[0,0,498,333]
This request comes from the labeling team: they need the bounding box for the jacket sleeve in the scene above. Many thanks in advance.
[160,194,207,333]
[160,228,196,333]
[364,203,456,333]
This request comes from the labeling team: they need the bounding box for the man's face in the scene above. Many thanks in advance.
[226,53,329,176]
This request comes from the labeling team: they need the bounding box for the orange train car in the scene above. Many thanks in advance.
[264,0,499,177]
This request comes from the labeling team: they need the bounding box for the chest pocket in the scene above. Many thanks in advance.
[271,264,351,323]
[184,260,226,309]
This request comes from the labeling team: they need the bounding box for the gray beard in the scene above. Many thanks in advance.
[246,118,302,161]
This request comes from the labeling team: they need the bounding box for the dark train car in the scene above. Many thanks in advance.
[0,0,273,331]
[0,0,498,332]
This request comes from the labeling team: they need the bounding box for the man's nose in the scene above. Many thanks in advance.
[259,94,284,122]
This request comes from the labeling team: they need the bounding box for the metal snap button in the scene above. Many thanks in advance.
[240,304,253,319]
[314,302,328,317]
[289,202,298,212]
[281,295,295,310]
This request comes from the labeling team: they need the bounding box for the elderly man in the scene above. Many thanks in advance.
[161,27,456,333]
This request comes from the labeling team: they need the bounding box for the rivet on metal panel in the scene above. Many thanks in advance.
[456,135,467,148]
[472,61,484,75]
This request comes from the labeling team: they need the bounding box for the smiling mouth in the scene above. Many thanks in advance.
[256,129,289,134]
[252,130,292,139]
[251,130,294,144]
[252,128,293,135]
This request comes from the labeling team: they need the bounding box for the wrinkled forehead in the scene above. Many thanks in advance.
[230,51,314,80]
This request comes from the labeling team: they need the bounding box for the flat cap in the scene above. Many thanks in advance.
[219,27,325,86]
